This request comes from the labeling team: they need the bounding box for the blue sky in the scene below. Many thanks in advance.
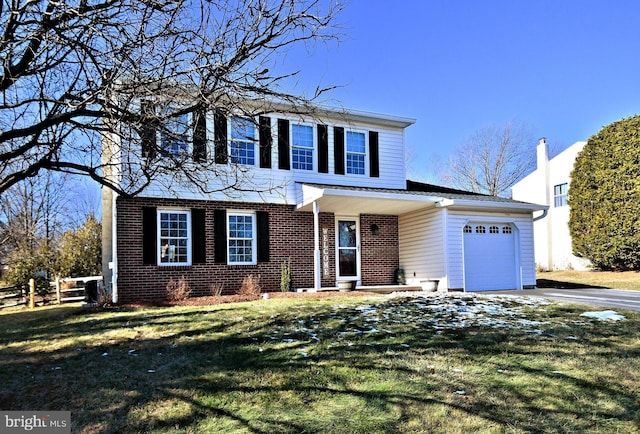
[277,0,640,182]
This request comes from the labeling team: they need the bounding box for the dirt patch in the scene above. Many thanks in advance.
[116,291,379,309]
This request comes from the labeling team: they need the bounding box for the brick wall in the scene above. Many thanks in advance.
[114,197,399,303]
[360,214,400,285]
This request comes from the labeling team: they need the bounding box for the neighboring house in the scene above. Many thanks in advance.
[102,99,546,304]
[512,138,590,271]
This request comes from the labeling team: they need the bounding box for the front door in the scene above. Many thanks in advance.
[336,218,360,282]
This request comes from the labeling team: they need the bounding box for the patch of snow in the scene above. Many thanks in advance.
[580,311,626,321]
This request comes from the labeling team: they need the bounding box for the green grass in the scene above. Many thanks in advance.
[538,270,640,290]
[1,294,639,433]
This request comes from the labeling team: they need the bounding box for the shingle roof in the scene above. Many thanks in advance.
[300,180,536,206]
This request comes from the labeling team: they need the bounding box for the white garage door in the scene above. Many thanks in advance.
[463,223,518,291]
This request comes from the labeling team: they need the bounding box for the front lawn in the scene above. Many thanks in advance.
[538,270,640,290]
[1,293,639,433]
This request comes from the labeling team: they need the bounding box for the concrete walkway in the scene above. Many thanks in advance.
[491,287,640,312]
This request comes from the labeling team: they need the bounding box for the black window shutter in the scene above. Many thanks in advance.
[369,131,380,178]
[256,211,270,262]
[214,209,227,263]
[192,208,206,263]
[277,118,290,170]
[193,109,207,163]
[318,124,329,173]
[259,116,272,168]
[334,126,345,175]
[214,109,228,164]
[140,101,156,160]
[142,207,157,264]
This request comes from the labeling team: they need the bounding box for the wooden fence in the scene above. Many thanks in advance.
[0,276,103,309]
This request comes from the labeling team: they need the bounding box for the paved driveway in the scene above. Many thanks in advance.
[492,287,640,312]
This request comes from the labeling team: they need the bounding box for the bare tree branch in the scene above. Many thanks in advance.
[0,0,344,197]
[441,120,535,197]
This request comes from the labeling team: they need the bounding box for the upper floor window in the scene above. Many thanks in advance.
[158,210,191,265]
[554,183,568,207]
[346,131,366,175]
[227,212,256,265]
[292,124,314,170]
[230,116,256,165]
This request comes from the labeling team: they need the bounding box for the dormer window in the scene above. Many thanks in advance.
[230,116,256,165]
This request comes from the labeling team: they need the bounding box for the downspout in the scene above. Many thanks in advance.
[313,201,321,291]
[533,208,548,222]
[111,192,118,304]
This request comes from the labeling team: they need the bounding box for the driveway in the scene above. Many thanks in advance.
[492,287,640,312]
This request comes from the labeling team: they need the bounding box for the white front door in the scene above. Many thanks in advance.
[336,218,360,282]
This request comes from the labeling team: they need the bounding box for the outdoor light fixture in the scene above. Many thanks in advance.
[371,223,380,235]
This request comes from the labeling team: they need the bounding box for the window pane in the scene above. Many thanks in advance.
[230,141,255,165]
[292,124,313,148]
[346,131,365,153]
[230,117,255,140]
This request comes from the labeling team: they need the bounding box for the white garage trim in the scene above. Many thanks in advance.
[463,221,522,292]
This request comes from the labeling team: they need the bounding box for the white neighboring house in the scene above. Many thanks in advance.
[512,138,591,271]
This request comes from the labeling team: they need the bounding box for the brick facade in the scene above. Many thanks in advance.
[115,197,399,303]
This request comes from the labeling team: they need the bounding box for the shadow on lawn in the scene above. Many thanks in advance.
[536,278,608,289]
[1,301,639,433]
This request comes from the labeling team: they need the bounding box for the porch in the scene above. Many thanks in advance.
[296,284,426,294]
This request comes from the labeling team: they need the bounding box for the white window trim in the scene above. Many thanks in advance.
[345,129,368,176]
[229,115,258,166]
[553,183,568,207]
[157,209,192,266]
[227,210,257,265]
[291,123,316,171]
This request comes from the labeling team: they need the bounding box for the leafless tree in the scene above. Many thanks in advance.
[441,120,535,197]
[0,0,343,197]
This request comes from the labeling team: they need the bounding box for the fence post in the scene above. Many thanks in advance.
[29,278,35,309]
[56,277,61,304]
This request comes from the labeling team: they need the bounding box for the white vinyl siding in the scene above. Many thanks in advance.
[398,208,447,284]
[138,115,408,201]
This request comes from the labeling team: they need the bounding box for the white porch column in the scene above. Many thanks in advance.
[313,201,321,291]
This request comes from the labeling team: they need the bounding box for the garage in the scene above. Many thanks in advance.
[463,223,518,291]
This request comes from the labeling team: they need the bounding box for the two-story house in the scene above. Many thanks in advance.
[102,99,546,304]
[512,138,591,271]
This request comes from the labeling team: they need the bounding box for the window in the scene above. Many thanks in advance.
[158,210,191,265]
[228,212,256,264]
[230,117,256,165]
[554,183,568,207]
[161,110,190,156]
[475,225,486,234]
[463,225,472,233]
[292,124,314,170]
[502,226,512,234]
[489,226,499,234]
[346,131,366,174]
